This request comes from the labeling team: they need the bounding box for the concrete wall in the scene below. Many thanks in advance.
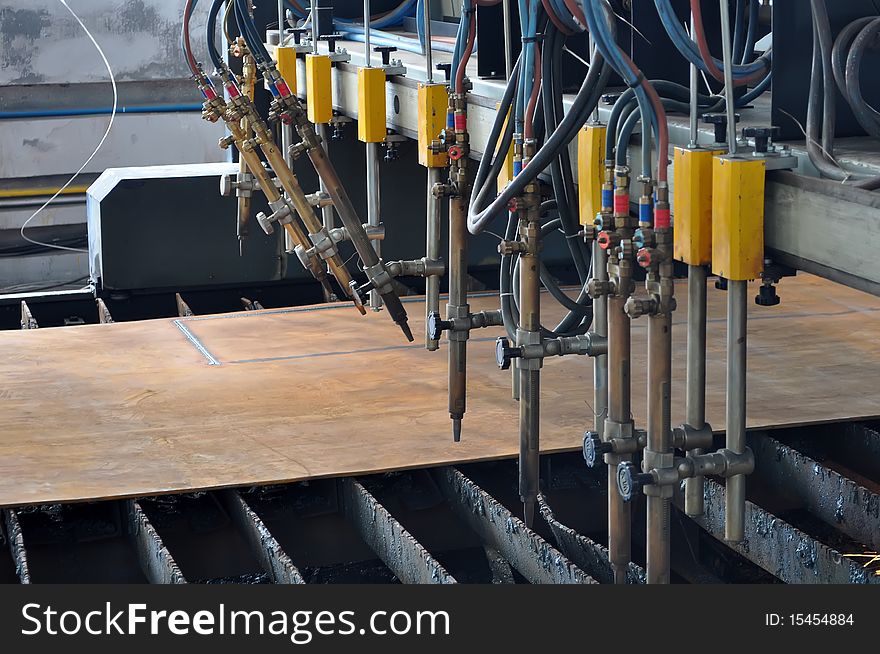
[0,0,224,291]
[0,0,211,85]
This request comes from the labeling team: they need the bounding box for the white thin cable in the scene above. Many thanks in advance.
[19,0,117,255]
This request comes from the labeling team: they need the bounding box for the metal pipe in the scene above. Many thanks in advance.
[592,240,608,435]
[362,0,374,310]
[311,0,319,52]
[501,0,513,79]
[725,279,748,541]
[688,13,699,147]
[364,0,372,66]
[645,307,672,584]
[316,124,335,233]
[518,200,541,528]
[607,293,632,584]
[423,0,434,82]
[366,142,382,309]
[684,264,708,516]
[448,192,469,441]
[719,0,737,155]
[278,0,285,43]
[426,167,442,349]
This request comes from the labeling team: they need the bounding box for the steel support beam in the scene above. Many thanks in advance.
[538,494,645,584]
[341,477,456,584]
[218,490,305,584]
[683,480,879,584]
[750,433,880,551]
[435,468,596,584]
[125,500,186,584]
[3,510,30,584]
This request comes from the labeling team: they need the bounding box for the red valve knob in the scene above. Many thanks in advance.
[637,247,652,267]
[597,231,613,250]
[448,145,464,161]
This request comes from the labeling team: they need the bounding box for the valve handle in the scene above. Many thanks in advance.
[582,431,612,468]
[495,337,522,370]
[616,462,653,502]
[255,212,274,235]
[427,311,452,341]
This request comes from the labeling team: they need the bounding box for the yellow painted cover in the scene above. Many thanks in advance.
[275,45,297,94]
[417,83,448,168]
[305,54,332,124]
[357,67,387,143]
[673,147,719,265]
[577,125,607,226]
[711,156,766,280]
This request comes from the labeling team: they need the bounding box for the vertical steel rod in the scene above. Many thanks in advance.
[719,0,737,155]
[278,0,285,43]
[447,193,469,441]
[719,0,747,542]
[688,13,699,147]
[725,279,748,541]
[501,0,513,79]
[424,0,434,81]
[311,0,319,50]
[364,0,372,66]
[592,240,608,435]
[684,264,708,516]
[366,142,382,309]
[426,167,442,350]
[518,209,541,528]
[645,310,672,584]
[607,293,631,584]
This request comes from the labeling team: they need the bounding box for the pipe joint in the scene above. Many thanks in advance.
[544,332,608,358]
[675,447,755,481]
[362,261,395,296]
[672,422,714,451]
[624,295,658,319]
[385,257,445,279]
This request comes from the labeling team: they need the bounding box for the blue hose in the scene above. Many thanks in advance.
[736,71,771,106]
[335,0,417,29]
[0,104,203,120]
[653,0,768,79]
[741,0,759,64]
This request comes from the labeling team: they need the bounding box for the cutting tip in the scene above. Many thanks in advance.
[238,239,244,257]
[399,320,414,342]
[452,418,462,443]
[522,499,535,528]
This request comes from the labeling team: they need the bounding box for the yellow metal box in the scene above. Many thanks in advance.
[417,83,448,168]
[577,124,606,225]
[711,156,766,281]
[305,54,332,124]
[673,147,719,266]
[358,67,387,143]
[275,45,297,94]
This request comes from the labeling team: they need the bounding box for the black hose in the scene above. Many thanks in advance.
[469,50,610,234]
[807,0,880,188]
[206,0,227,70]
[844,18,880,140]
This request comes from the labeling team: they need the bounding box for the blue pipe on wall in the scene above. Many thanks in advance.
[0,104,203,120]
